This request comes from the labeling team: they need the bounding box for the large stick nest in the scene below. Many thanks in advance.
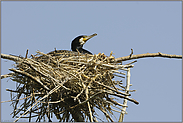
[1,50,139,122]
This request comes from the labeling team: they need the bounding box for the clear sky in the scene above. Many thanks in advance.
[1,1,182,122]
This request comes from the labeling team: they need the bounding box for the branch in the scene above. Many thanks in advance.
[1,53,23,62]
[1,72,15,79]
[115,52,182,63]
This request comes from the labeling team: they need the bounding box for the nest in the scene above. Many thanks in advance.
[1,50,139,122]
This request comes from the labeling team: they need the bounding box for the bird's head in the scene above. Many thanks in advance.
[71,33,97,51]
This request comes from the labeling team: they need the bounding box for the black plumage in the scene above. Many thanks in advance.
[71,33,97,55]
[38,33,97,59]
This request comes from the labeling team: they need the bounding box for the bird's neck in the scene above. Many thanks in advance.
[72,45,83,51]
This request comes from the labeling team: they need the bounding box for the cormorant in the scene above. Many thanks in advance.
[41,33,97,59]
[71,33,97,54]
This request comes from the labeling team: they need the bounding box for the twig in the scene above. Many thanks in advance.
[96,106,114,122]
[129,48,133,58]
[25,49,29,59]
[126,60,137,65]
[1,53,23,62]
[1,95,32,103]
[1,72,15,79]
[111,70,126,75]
[94,89,138,105]
[85,85,93,122]
[119,68,131,122]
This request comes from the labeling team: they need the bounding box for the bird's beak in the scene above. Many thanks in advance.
[83,33,97,42]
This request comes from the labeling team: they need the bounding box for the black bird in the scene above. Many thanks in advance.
[41,33,97,59]
[71,33,97,54]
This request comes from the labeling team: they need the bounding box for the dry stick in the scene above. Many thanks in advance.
[98,62,134,69]
[93,117,98,122]
[119,68,131,122]
[41,98,64,104]
[1,53,23,62]
[25,49,29,59]
[129,48,133,58]
[6,88,29,96]
[113,74,125,78]
[86,87,93,122]
[5,89,45,95]
[15,115,39,118]
[46,101,50,122]
[111,108,122,113]
[29,88,36,122]
[115,52,182,63]
[94,89,139,105]
[87,79,95,122]
[1,72,15,79]
[1,95,32,103]
[96,106,114,122]
[9,68,50,90]
[98,97,126,109]
[107,72,118,91]
[108,99,128,107]
[111,70,126,75]
[126,60,137,65]
[32,90,40,120]
[66,60,134,70]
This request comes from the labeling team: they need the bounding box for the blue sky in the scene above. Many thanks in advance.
[1,1,182,122]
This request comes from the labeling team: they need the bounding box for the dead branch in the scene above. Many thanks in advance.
[1,53,24,62]
[115,52,182,63]
[1,72,15,79]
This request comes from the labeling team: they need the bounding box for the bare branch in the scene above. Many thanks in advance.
[1,53,23,62]
[1,72,15,79]
[115,52,182,63]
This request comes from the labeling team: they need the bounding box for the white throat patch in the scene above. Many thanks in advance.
[79,38,85,45]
